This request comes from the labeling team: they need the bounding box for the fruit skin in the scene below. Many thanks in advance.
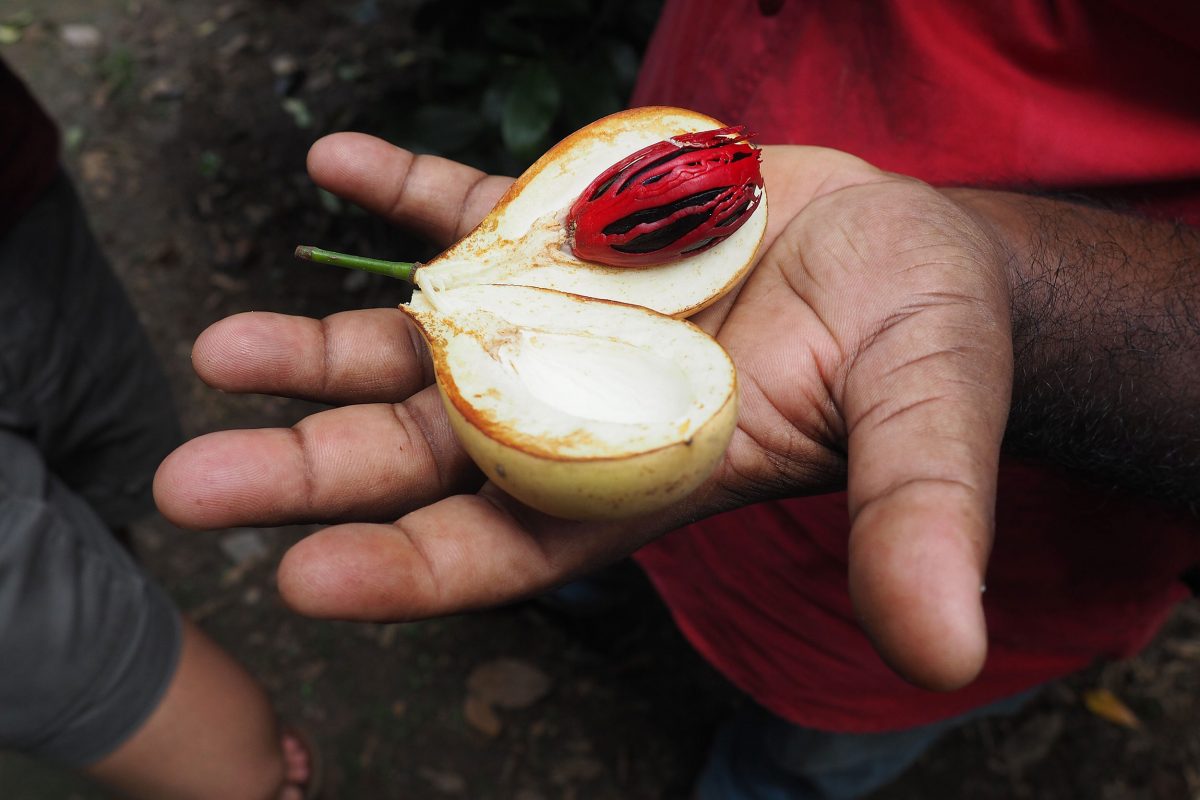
[436,367,738,522]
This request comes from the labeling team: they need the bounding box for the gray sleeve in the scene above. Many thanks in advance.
[0,431,182,766]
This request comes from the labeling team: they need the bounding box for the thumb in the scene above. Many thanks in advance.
[848,476,994,691]
[813,185,1012,690]
[845,306,1009,690]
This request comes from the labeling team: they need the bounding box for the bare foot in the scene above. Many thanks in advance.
[278,729,314,800]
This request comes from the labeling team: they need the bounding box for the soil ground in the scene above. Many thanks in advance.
[3,2,1200,798]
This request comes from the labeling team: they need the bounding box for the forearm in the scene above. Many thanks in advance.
[949,188,1200,509]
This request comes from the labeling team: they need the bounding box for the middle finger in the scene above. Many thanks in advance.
[192,307,432,405]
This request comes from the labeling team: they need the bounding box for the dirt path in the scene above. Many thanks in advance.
[3,2,1200,798]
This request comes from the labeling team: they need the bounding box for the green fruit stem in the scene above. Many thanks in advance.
[294,245,417,282]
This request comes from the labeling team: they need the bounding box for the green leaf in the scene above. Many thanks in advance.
[197,150,222,179]
[506,0,590,18]
[480,81,508,126]
[437,49,492,87]
[281,97,314,129]
[560,51,626,130]
[4,10,35,28]
[501,63,561,162]
[316,188,343,215]
[607,39,640,87]
[63,124,87,153]
[563,84,622,132]
[97,47,136,94]
[622,0,669,36]
[485,17,546,56]
[406,106,485,155]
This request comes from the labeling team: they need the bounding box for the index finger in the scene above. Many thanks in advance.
[306,132,514,248]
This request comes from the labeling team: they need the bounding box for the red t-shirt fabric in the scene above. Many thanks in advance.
[1,61,59,235]
[631,0,1200,732]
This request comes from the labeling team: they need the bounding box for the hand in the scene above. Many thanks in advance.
[155,133,1013,691]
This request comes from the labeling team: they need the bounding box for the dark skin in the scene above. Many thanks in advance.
[154,133,1200,692]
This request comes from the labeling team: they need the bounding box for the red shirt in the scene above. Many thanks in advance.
[1,61,59,235]
[632,0,1200,731]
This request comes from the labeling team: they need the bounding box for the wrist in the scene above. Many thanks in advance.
[939,187,1030,300]
[941,185,1200,509]
[937,186,1062,368]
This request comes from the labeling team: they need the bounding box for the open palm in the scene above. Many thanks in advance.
[155,134,1013,691]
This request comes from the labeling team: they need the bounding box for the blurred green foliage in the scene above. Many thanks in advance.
[397,0,664,174]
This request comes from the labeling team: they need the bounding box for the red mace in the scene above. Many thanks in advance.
[567,126,764,268]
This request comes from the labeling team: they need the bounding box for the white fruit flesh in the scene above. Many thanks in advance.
[404,285,737,520]
[402,107,762,520]
[503,330,694,426]
[414,106,767,319]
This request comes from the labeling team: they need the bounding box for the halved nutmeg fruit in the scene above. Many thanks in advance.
[298,107,767,519]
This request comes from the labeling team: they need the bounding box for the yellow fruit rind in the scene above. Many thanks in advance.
[439,378,738,521]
